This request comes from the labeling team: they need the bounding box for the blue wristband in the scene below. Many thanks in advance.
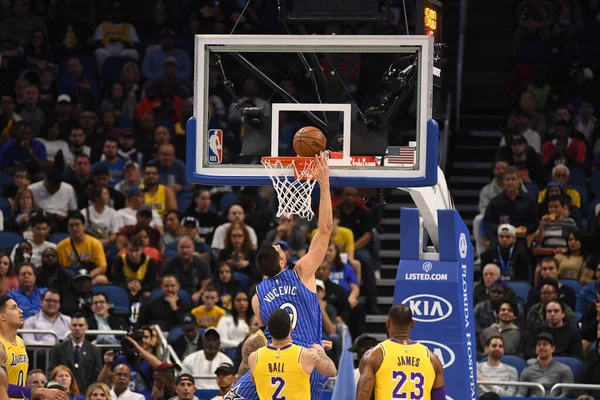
[431,387,446,400]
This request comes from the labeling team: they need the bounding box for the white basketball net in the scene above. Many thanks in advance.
[262,157,317,220]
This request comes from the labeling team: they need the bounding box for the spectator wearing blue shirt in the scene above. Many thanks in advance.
[141,29,191,80]
[0,123,48,176]
[149,143,189,194]
[58,57,100,100]
[327,242,360,307]
[8,263,48,319]
[92,138,126,188]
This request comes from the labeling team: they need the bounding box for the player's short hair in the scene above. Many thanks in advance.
[0,295,12,313]
[485,335,504,347]
[388,304,413,326]
[267,309,292,340]
[256,245,282,278]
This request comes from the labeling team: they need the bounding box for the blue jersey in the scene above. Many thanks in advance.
[224,373,258,400]
[256,269,322,348]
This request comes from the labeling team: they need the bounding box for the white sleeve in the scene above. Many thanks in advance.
[9,244,18,265]
[181,355,193,375]
[248,226,258,247]
[151,210,163,228]
[93,24,104,41]
[128,24,139,43]
[216,316,237,349]
[109,209,123,234]
[21,317,39,345]
[211,225,226,249]
[67,185,77,211]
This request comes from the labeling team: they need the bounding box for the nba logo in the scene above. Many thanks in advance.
[207,129,223,164]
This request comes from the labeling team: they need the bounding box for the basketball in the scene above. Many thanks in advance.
[293,126,327,157]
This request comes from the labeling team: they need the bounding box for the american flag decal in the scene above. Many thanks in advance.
[387,146,416,165]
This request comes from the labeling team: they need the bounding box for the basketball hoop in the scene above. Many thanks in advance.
[261,156,318,220]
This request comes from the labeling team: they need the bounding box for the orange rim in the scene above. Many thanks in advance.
[261,156,316,180]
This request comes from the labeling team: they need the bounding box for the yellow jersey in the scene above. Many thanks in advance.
[253,344,310,400]
[56,235,107,269]
[141,184,167,216]
[375,340,435,400]
[101,22,133,45]
[0,335,28,399]
[310,226,355,253]
[191,305,226,328]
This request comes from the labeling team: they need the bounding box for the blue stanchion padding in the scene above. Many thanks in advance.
[395,208,477,400]
[331,326,355,400]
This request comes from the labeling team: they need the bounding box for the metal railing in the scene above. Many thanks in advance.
[482,380,546,396]
[152,324,182,367]
[551,383,600,396]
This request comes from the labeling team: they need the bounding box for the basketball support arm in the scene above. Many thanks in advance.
[401,166,453,252]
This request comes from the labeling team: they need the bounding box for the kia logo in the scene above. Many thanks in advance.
[402,294,453,323]
[419,340,456,369]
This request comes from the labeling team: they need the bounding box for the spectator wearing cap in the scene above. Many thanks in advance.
[347,334,378,391]
[180,216,213,264]
[117,131,144,168]
[500,110,542,154]
[0,123,49,176]
[109,364,144,400]
[183,188,221,245]
[112,236,158,297]
[483,166,538,244]
[181,327,233,389]
[538,165,582,212]
[480,224,531,281]
[142,29,191,80]
[58,268,94,317]
[542,120,587,170]
[56,211,108,279]
[479,301,522,357]
[116,187,163,231]
[171,313,203,359]
[140,164,177,217]
[114,161,143,197]
[92,138,126,189]
[526,278,577,331]
[496,131,545,190]
[149,143,189,194]
[77,164,126,210]
[518,332,574,397]
[29,168,78,228]
[173,374,196,400]
[212,363,236,400]
[90,4,140,70]
[36,247,77,310]
[474,279,525,334]
[527,257,576,310]
[54,128,91,176]
[263,214,307,259]
[162,236,211,302]
[52,94,78,140]
[22,289,71,345]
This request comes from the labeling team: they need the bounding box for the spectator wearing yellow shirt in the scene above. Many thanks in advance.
[56,210,107,282]
[311,208,361,283]
[191,286,226,328]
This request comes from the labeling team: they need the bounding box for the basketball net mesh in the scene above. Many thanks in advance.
[262,157,317,220]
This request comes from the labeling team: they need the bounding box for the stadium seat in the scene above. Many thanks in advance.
[164,242,178,259]
[101,57,136,82]
[92,285,130,316]
[523,182,539,202]
[150,288,192,305]
[505,281,531,307]
[219,192,239,212]
[117,116,134,130]
[572,185,589,210]
[59,55,96,81]
[48,232,69,244]
[0,197,11,217]
[568,168,587,187]
[553,356,582,376]
[591,171,600,196]
[167,327,183,343]
[0,232,23,253]
[177,191,194,214]
[0,172,12,188]
[559,279,582,294]
[587,198,600,227]
[479,354,527,377]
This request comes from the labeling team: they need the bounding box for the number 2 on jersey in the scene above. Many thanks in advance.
[270,376,286,400]
[392,371,425,399]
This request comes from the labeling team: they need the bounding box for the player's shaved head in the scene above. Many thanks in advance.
[388,304,413,327]
[268,309,292,340]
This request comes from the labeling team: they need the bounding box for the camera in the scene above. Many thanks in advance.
[120,330,145,353]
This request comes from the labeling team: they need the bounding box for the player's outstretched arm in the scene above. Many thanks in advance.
[296,153,332,281]
[238,333,267,377]
[303,344,337,377]
[356,345,383,400]
[429,351,447,399]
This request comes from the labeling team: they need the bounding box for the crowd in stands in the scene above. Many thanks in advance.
[474,0,600,397]
[0,0,400,398]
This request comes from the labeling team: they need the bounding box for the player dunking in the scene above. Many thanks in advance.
[249,309,337,400]
[0,296,67,400]
[251,152,332,399]
[357,304,446,400]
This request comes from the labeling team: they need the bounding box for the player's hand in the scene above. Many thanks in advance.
[104,349,115,365]
[313,152,330,186]
[321,341,333,351]
[34,388,69,400]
